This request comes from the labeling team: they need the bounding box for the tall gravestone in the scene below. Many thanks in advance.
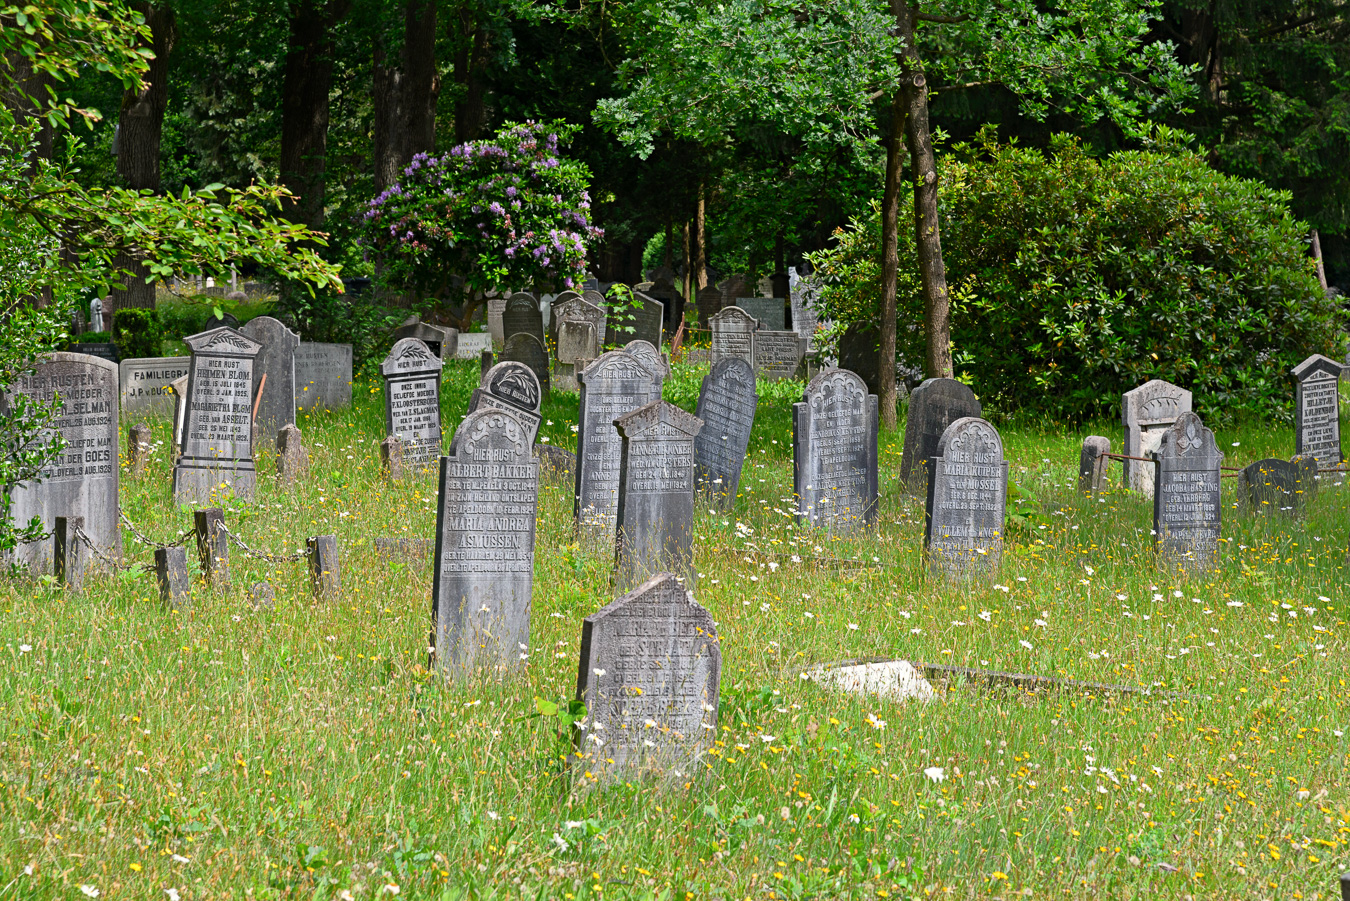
[575,351,660,535]
[696,285,723,327]
[172,327,262,504]
[898,378,982,495]
[710,306,757,367]
[486,297,507,346]
[607,292,664,348]
[573,572,720,774]
[431,407,539,677]
[469,361,542,445]
[614,400,704,588]
[736,296,786,331]
[501,332,551,394]
[1152,411,1222,570]
[1291,354,1344,469]
[752,330,806,380]
[381,337,443,470]
[793,369,879,533]
[694,358,758,507]
[925,417,1008,580]
[6,353,120,572]
[240,316,299,437]
[624,339,668,394]
[119,357,190,416]
[393,315,455,360]
[554,319,598,393]
[788,273,821,353]
[1121,379,1191,497]
[294,343,353,411]
[1238,457,1317,516]
[503,293,546,347]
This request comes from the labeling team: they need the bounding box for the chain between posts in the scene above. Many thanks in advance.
[72,524,156,575]
[216,523,307,564]
[119,510,193,550]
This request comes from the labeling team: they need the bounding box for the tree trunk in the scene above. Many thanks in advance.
[373,0,440,195]
[1310,228,1329,292]
[451,10,489,145]
[878,91,906,429]
[693,186,707,291]
[1,47,54,165]
[281,0,349,232]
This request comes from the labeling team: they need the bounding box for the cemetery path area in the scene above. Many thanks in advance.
[1,360,1347,900]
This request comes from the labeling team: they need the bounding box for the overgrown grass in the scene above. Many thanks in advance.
[1,361,1347,900]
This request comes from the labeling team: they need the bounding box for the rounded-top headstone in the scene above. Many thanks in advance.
[503,293,545,344]
[793,367,879,533]
[925,416,1008,580]
[240,315,300,435]
[481,360,541,412]
[899,377,982,495]
[381,337,443,377]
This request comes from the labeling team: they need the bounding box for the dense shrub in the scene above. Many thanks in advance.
[810,134,1344,422]
[111,308,160,359]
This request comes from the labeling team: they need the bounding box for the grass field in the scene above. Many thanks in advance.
[1,359,1347,900]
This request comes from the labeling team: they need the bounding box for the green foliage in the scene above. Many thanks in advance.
[811,135,1342,422]
[111,308,160,359]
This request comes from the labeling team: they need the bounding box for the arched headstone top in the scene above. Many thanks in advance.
[449,407,534,459]
[184,326,262,357]
[381,337,443,376]
[935,416,1005,462]
[480,361,541,412]
[1121,379,1191,428]
[579,349,653,384]
[1156,410,1219,460]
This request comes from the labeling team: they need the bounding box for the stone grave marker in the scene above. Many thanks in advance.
[469,361,542,445]
[624,339,668,393]
[1238,457,1317,516]
[381,337,443,470]
[793,369,879,533]
[393,315,455,359]
[501,332,551,394]
[607,291,664,348]
[710,306,757,367]
[1078,436,1111,495]
[275,423,309,484]
[553,294,607,349]
[1291,353,1344,468]
[925,417,1008,580]
[736,296,786,331]
[614,400,704,588]
[1121,379,1191,497]
[503,293,546,348]
[172,327,262,505]
[752,330,806,380]
[432,407,539,677]
[898,378,982,495]
[789,275,821,352]
[575,351,660,536]
[486,297,507,346]
[169,374,188,456]
[694,358,758,506]
[119,356,190,416]
[453,332,493,360]
[5,353,120,572]
[547,290,581,342]
[294,343,353,411]
[240,316,299,437]
[695,285,722,327]
[1152,411,1222,570]
[573,572,719,774]
[70,342,119,363]
[554,319,598,393]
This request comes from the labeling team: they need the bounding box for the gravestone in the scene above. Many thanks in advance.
[534,444,576,484]
[500,332,550,394]
[552,294,607,351]
[1078,436,1112,495]
[70,342,119,363]
[645,277,685,327]
[925,417,1008,580]
[240,316,300,436]
[453,332,493,361]
[789,274,821,353]
[614,400,704,588]
[172,327,262,505]
[1291,354,1344,468]
[793,369,879,533]
[1152,411,1222,570]
[469,361,542,445]
[119,357,190,416]
[5,353,120,572]
[89,296,104,332]
[575,351,660,535]
[624,339,668,393]
[607,292,664,348]
[503,293,546,347]
[380,435,404,481]
[573,572,720,774]
[694,358,758,506]
[431,407,539,677]
[380,337,443,470]
[393,315,455,359]
[736,296,786,331]
[695,285,723,327]
[306,535,340,598]
[1238,457,1317,516]
[169,374,187,455]
[547,291,582,342]
[752,330,806,380]
[486,297,507,346]
[898,378,982,495]
[554,319,598,393]
[293,343,353,411]
[710,306,757,367]
[1121,379,1191,497]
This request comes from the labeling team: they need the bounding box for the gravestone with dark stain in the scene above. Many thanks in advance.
[552,294,607,349]
[789,274,822,353]
[624,339,668,393]
[469,361,542,445]
[240,316,299,437]
[119,357,190,416]
[793,369,879,533]
[694,358,758,506]
[1238,457,1317,516]
[432,407,539,677]
[1291,354,1344,469]
[1121,379,1191,498]
[573,572,719,774]
[393,315,454,360]
[925,417,1008,580]
[554,319,598,393]
[486,297,507,346]
[696,285,723,327]
[752,330,806,380]
[503,293,546,347]
[500,332,550,394]
[172,327,262,504]
[575,351,660,536]
[710,306,757,367]
[381,337,443,470]
[294,343,353,411]
[736,296,786,331]
[1152,411,1222,570]
[614,400,704,588]
[898,378,982,496]
[5,353,120,572]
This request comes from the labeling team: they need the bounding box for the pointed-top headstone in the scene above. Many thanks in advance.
[1122,379,1191,497]
[1152,411,1222,570]
[1291,353,1344,468]
[381,337,443,469]
[172,327,263,505]
[899,378,982,495]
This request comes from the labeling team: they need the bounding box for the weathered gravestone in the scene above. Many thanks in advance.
[1238,457,1317,516]
[453,332,493,361]
[694,358,758,506]
[486,297,507,346]
[614,400,704,588]
[925,417,1008,580]
[469,361,542,445]
[1152,411,1222,570]
[393,315,456,360]
[710,306,757,367]
[127,423,153,476]
[898,378,982,495]
[500,332,551,394]
[607,291,664,348]
[503,293,546,347]
[1122,379,1191,497]
[736,296,786,331]
[240,316,300,437]
[573,572,719,774]
[554,319,598,393]
[624,339,668,393]
[172,327,262,505]
[70,342,119,363]
[753,330,806,381]
[552,294,607,348]
[119,357,190,416]
[5,353,120,572]
[381,337,443,470]
[575,351,660,535]
[793,369,879,533]
[431,407,539,677]
[788,272,822,353]
[294,343,353,411]
[1291,354,1344,469]
[275,423,309,485]
[1078,436,1112,495]
[695,285,723,327]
